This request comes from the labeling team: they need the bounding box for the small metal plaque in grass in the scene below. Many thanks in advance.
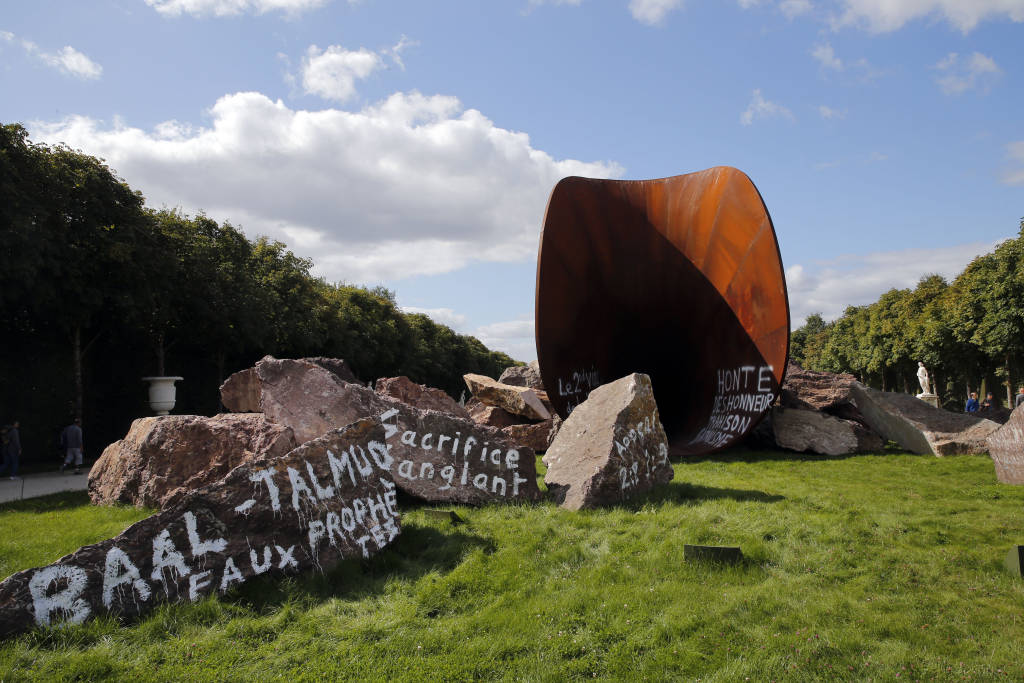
[1006,545,1024,577]
[424,509,464,524]
[684,545,743,564]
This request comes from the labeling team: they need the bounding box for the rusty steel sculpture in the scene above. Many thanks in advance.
[535,167,790,455]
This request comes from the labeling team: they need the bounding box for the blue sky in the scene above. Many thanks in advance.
[2,0,1022,361]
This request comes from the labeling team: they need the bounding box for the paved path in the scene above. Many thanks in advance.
[0,471,90,505]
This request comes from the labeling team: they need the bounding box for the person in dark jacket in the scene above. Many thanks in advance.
[0,421,21,479]
[1015,387,1024,409]
[60,418,84,475]
[965,392,979,413]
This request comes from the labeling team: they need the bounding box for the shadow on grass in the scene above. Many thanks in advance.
[226,522,496,615]
[676,440,917,464]
[641,480,785,506]
[0,490,92,513]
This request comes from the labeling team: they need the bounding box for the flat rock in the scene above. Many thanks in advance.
[463,373,551,421]
[249,357,542,505]
[986,405,1024,484]
[0,419,399,639]
[770,406,882,456]
[543,373,673,510]
[220,368,261,412]
[498,361,544,391]
[465,398,529,429]
[375,376,469,419]
[501,420,555,453]
[89,414,297,509]
[850,383,1000,455]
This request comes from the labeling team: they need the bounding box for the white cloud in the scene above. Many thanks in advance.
[779,0,813,18]
[933,51,1001,95]
[835,0,1024,33]
[811,42,842,70]
[740,89,794,126]
[301,44,383,102]
[30,90,621,284]
[629,0,684,24]
[787,241,997,326]
[145,0,329,17]
[1005,141,1024,186]
[400,307,468,330]
[384,35,418,71]
[0,31,102,80]
[472,319,536,362]
[818,104,844,119]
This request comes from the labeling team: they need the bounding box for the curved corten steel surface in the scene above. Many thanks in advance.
[535,167,790,455]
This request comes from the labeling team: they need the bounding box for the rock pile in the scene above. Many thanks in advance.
[750,362,884,456]
[461,368,559,452]
[752,362,1001,457]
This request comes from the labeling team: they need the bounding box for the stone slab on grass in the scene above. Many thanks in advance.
[0,419,399,639]
[986,406,1024,484]
[770,406,883,456]
[850,383,1000,455]
[543,373,672,510]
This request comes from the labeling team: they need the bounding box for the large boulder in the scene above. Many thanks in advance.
[0,419,399,639]
[220,368,261,413]
[498,361,544,391]
[243,357,543,505]
[220,356,361,413]
[501,420,556,453]
[375,376,469,419]
[89,414,297,509]
[850,383,1001,455]
[986,406,1024,484]
[463,373,551,421]
[304,357,361,385]
[543,373,673,510]
[780,362,867,425]
[769,406,883,456]
[465,398,529,429]
[256,358,383,445]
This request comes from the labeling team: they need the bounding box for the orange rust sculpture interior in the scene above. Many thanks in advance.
[535,167,790,455]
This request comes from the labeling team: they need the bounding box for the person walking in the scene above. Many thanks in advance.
[60,418,84,475]
[0,421,22,479]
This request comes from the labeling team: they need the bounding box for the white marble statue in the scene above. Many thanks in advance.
[917,362,931,395]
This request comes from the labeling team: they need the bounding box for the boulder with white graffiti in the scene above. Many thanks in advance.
[236,357,543,505]
[0,419,399,638]
[543,373,673,510]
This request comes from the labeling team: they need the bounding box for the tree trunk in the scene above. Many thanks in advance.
[1006,354,1013,406]
[156,331,166,377]
[216,350,226,412]
[72,326,83,421]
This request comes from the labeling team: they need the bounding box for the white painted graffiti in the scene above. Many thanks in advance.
[25,438,400,629]
[691,364,776,449]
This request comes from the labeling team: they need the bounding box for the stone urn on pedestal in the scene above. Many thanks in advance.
[142,376,184,415]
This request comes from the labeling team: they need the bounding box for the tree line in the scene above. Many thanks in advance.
[790,218,1024,410]
[0,123,517,464]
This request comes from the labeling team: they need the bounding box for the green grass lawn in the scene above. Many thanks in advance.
[2,449,1024,681]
